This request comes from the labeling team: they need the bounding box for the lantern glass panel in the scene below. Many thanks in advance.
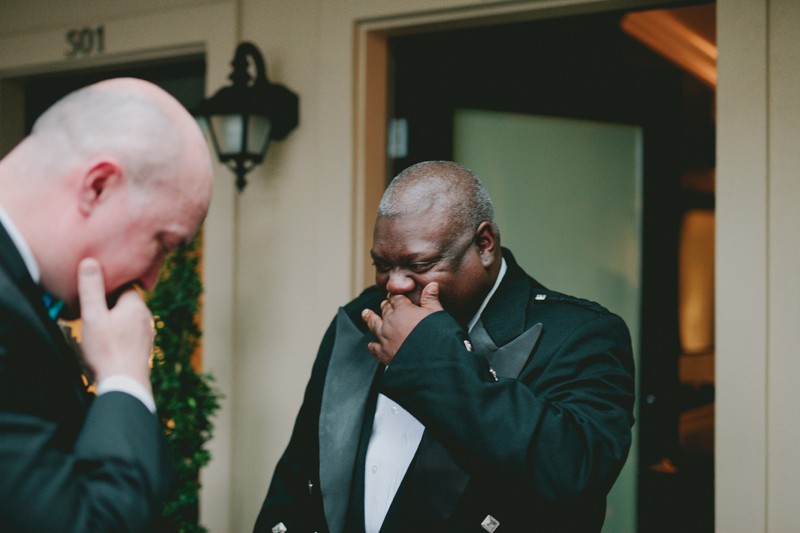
[247,115,272,158]
[210,114,245,156]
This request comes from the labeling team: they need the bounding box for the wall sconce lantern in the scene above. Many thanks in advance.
[195,41,299,191]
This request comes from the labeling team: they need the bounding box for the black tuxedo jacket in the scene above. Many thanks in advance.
[0,224,173,532]
[255,249,634,533]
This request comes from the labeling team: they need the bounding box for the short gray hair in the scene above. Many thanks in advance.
[378,160,498,239]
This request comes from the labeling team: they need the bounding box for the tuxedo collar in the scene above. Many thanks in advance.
[0,204,40,283]
[0,223,89,409]
[319,308,380,533]
[0,220,39,296]
[478,248,540,347]
[0,224,53,331]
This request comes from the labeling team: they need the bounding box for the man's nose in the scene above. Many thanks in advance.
[385,269,415,295]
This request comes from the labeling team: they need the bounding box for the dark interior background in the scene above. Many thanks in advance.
[24,55,205,134]
[389,6,715,532]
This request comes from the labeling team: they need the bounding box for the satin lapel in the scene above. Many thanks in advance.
[319,307,380,533]
[470,320,542,380]
[0,226,88,408]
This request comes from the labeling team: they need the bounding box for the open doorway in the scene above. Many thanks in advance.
[0,54,205,160]
[385,3,715,532]
[21,55,205,136]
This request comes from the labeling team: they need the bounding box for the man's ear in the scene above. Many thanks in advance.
[78,159,123,215]
[475,221,499,266]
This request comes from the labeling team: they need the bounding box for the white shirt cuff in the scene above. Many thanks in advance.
[96,375,157,413]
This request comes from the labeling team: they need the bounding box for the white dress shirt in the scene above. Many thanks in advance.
[0,204,156,413]
[364,258,508,533]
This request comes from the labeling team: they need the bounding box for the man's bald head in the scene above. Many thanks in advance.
[0,77,213,315]
[29,77,210,201]
[378,160,498,242]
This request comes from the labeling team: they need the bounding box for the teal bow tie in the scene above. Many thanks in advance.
[42,293,64,320]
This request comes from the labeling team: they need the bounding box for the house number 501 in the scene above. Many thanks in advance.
[65,26,105,58]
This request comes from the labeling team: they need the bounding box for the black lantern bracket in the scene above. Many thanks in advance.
[194,42,299,191]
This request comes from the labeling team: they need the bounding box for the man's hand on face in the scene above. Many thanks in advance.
[77,257,155,393]
[362,282,443,365]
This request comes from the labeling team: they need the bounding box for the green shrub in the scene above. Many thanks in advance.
[148,235,222,533]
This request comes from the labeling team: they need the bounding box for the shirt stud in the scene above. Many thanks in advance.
[535,293,547,301]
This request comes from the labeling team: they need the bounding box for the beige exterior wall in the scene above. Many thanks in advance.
[716,1,768,529]
[717,1,800,532]
[766,2,800,529]
[1,0,799,532]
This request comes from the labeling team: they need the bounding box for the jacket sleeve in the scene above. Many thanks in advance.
[0,285,174,533]
[0,392,173,532]
[379,309,635,503]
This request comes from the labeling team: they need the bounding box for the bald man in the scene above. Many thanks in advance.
[255,161,634,533]
[0,78,212,532]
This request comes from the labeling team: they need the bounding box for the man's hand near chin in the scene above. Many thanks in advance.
[362,282,444,365]
[76,257,155,395]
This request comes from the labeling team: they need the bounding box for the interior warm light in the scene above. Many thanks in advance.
[621,6,716,88]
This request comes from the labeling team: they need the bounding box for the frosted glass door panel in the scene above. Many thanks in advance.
[454,108,642,533]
